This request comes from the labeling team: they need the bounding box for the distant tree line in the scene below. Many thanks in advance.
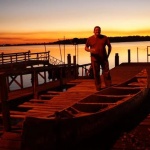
[52,36,150,45]
[1,36,150,47]
[109,36,150,43]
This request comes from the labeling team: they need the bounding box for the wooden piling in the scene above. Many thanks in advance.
[0,72,11,131]
[33,71,38,99]
[67,54,71,66]
[73,55,76,65]
[128,49,131,63]
[115,53,119,67]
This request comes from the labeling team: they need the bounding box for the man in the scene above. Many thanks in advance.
[85,26,112,90]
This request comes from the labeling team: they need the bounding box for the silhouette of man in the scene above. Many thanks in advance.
[85,26,112,90]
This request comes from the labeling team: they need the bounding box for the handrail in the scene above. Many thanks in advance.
[0,51,31,64]
[0,51,51,65]
[49,55,64,65]
[0,51,30,64]
[0,51,65,66]
[78,63,92,77]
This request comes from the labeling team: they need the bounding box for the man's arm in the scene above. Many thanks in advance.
[106,38,112,58]
[107,44,111,58]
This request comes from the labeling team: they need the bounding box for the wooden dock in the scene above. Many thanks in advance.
[0,62,150,149]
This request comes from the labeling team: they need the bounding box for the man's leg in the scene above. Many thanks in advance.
[101,61,112,87]
[91,61,101,90]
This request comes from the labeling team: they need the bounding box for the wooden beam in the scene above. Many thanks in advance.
[0,72,11,131]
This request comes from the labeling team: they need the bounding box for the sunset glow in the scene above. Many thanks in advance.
[0,0,150,44]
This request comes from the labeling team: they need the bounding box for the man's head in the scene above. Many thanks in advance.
[94,26,101,37]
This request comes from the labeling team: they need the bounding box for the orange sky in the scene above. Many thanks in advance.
[0,0,150,45]
[1,29,150,45]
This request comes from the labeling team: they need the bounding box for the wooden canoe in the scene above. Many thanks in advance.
[21,69,149,150]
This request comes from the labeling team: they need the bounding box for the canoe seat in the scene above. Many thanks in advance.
[72,102,113,113]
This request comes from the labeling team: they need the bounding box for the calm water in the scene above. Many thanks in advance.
[0,41,150,90]
[1,41,150,69]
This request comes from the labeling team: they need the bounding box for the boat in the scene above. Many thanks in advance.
[21,69,149,150]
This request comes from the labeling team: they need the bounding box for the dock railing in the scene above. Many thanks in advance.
[0,51,64,68]
[78,63,92,77]
[0,50,52,64]
[0,51,31,64]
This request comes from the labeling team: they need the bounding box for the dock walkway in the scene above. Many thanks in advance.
[0,62,150,149]
[17,79,97,118]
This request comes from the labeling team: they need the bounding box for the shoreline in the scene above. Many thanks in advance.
[1,35,150,47]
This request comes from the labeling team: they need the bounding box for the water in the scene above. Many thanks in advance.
[0,41,150,90]
[1,41,150,69]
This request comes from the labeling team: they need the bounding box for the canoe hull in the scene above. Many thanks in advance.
[21,69,149,150]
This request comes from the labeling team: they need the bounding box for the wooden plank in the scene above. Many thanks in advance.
[20,101,70,106]
[27,108,57,112]
[47,91,63,94]
[10,111,27,115]
[18,103,67,109]
[29,99,51,103]
[0,114,25,119]
[30,106,64,110]
[39,94,59,99]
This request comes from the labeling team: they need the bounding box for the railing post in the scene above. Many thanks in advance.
[16,53,17,62]
[82,66,84,76]
[10,55,13,64]
[24,52,27,61]
[0,72,11,131]
[28,50,30,60]
[37,53,39,60]
[48,51,50,63]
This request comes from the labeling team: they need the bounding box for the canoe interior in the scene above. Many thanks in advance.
[53,71,148,118]
[63,73,148,115]
[116,74,147,87]
[70,88,139,113]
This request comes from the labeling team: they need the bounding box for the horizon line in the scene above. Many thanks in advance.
[1,35,150,46]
